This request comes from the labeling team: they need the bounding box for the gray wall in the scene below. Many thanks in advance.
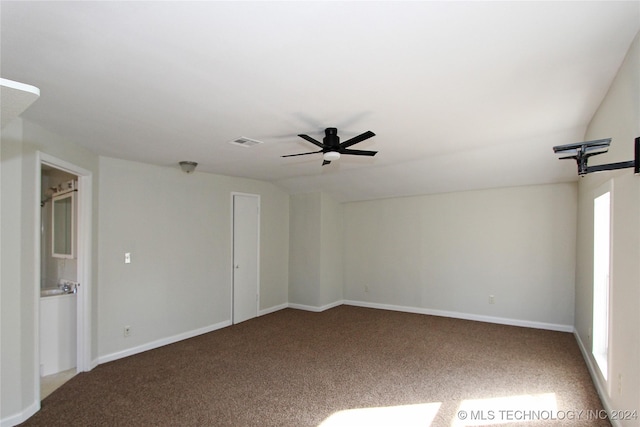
[288,192,344,309]
[1,119,29,423]
[343,183,578,328]
[288,193,322,307]
[98,157,289,359]
[319,193,343,306]
[574,31,639,419]
[1,118,100,425]
[0,125,289,423]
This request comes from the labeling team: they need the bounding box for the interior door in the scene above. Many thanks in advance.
[232,193,260,324]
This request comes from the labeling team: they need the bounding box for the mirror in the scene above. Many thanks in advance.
[52,192,75,258]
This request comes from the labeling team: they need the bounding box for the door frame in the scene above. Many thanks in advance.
[34,152,92,399]
[230,192,260,324]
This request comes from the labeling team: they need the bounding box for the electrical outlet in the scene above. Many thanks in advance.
[125,252,131,264]
[489,295,495,304]
[618,373,622,395]
[124,325,131,337]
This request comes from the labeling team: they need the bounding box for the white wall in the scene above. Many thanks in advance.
[288,192,344,309]
[1,122,289,424]
[97,157,289,359]
[575,31,639,422]
[319,193,343,306]
[1,119,28,423]
[344,183,578,329]
[288,193,322,307]
[1,118,100,426]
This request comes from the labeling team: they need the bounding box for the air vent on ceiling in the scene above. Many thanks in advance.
[228,137,263,148]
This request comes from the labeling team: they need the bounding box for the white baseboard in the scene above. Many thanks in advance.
[93,300,574,368]
[96,302,295,367]
[573,331,620,427]
[89,358,99,371]
[343,300,574,332]
[281,299,573,332]
[288,300,343,313]
[259,303,289,316]
[1,399,39,427]
[98,320,231,365]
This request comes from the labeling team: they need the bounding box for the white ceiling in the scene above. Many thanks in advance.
[1,1,638,201]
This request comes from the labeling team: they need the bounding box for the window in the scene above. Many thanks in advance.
[592,183,611,379]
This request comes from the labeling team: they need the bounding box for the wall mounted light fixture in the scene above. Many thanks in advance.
[179,161,198,174]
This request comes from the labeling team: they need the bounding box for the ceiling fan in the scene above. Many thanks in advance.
[282,127,377,166]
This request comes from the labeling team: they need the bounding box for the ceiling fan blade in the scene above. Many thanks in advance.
[340,131,375,149]
[340,148,377,157]
[298,134,325,149]
[282,150,323,158]
[322,160,331,166]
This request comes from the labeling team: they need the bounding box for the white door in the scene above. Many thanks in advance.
[232,193,260,324]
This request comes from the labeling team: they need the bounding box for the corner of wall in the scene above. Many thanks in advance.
[575,28,639,418]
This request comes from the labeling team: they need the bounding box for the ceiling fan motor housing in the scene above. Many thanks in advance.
[323,127,340,148]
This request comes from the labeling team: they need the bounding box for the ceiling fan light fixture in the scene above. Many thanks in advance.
[282,128,376,166]
[323,151,340,161]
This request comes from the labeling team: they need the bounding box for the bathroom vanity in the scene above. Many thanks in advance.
[40,291,76,376]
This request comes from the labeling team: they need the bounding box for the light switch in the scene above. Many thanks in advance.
[125,252,131,264]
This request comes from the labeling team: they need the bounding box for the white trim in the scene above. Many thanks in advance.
[50,191,76,259]
[282,300,574,332]
[288,300,344,313]
[39,153,90,177]
[0,77,40,96]
[76,173,93,373]
[0,399,39,427]
[90,358,99,371]
[98,320,231,365]
[33,153,43,412]
[35,151,93,413]
[574,331,620,427]
[259,303,289,316]
[343,300,574,332]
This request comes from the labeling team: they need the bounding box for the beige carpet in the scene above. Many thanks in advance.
[22,306,610,426]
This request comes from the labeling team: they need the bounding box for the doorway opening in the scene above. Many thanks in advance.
[36,152,92,401]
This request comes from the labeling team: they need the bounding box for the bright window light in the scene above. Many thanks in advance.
[453,393,558,426]
[593,189,611,379]
[319,402,442,427]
